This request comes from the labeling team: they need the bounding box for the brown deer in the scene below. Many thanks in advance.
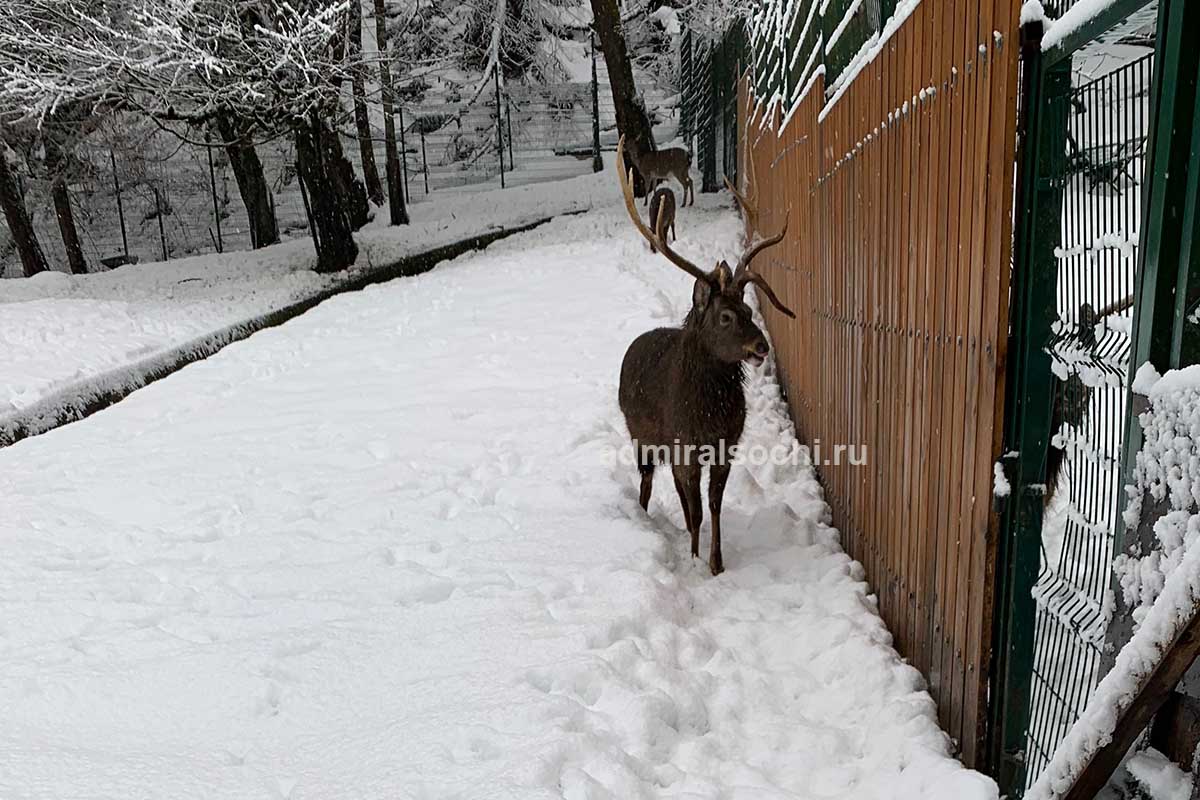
[615,136,793,575]
[647,187,676,254]
[625,141,694,206]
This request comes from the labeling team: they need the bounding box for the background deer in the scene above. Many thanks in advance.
[625,141,694,206]
[647,188,676,253]
[615,136,793,575]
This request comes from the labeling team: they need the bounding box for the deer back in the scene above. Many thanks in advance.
[648,188,676,232]
[629,145,691,180]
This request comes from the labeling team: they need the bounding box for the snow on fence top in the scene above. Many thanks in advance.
[1021,0,1130,51]
[734,0,927,129]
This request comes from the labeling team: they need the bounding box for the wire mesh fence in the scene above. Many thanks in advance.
[1022,45,1153,789]
[2,54,617,278]
[678,23,745,195]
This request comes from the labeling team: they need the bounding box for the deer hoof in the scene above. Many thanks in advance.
[709,558,724,576]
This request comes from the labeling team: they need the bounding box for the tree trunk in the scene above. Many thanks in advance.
[324,129,371,231]
[43,137,87,274]
[374,0,409,225]
[349,0,385,206]
[590,0,656,195]
[295,116,359,273]
[0,152,49,277]
[214,114,280,248]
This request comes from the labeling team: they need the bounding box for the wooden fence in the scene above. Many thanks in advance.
[736,0,1020,767]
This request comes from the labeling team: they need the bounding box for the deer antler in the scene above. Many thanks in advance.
[725,128,758,246]
[616,135,709,284]
[723,157,793,317]
[732,214,794,319]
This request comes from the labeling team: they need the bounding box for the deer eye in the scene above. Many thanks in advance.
[719,310,735,327]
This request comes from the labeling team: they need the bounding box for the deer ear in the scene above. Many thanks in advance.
[715,261,733,290]
[693,278,713,312]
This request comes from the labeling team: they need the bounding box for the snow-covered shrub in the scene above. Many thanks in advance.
[1117,364,1200,629]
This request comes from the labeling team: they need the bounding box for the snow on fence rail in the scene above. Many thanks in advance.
[687,0,1022,771]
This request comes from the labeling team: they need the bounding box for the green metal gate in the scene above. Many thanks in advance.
[991,0,1200,794]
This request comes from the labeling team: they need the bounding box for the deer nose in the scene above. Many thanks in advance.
[754,339,770,357]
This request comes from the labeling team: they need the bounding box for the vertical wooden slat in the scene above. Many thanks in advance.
[931,0,967,724]
[948,1,985,743]
[866,54,883,612]
[904,4,930,657]
[902,21,916,652]
[964,0,1019,761]
[937,0,973,734]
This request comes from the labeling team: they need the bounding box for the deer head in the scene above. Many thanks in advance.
[617,135,793,366]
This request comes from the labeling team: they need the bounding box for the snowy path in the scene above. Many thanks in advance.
[0,175,596,418]
[0,194,996,799]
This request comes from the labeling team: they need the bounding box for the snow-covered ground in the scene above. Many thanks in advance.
[0,175,596,421]
[0,192,994,799]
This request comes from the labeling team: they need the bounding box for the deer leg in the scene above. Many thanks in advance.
[674,464,703,559]
[637,451,654,512]
[707,463,731,576]
[671,472,693,532]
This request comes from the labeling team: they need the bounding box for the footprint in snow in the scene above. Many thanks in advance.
[272,776,297,799]
[255,682,282,717]
[394,574,456,606]
[272,640,322,660]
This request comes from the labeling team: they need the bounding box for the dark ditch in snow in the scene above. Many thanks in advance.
[0,213,580,449]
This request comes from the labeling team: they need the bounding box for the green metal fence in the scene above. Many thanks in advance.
[1023,48,1152,787]
[992,0,1200,794]
[678,0,889,194]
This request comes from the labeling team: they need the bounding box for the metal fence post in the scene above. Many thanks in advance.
[494,69,506,188]
[701,41,719,193]
[154,186,169,261]
[420,129,430,194]
[398,104,410,204]
[679,28,692,146]
[205,130,223,253]
[110,151,129,261]
[1125,0,1200,386]
[591,30,603,172]
[987,20,1070,795]
[506,97,514,170]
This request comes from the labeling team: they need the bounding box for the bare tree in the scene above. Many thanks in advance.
[295,112,360,272]
[374,0,409,225]
[214,113,281,248]
[348,0,385,206]
[42,102,94,274]
[0,0,366,271]
[0,144,49,277]
[590,0,656,195]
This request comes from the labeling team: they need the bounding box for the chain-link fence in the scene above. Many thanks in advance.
[1,45,617,278]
